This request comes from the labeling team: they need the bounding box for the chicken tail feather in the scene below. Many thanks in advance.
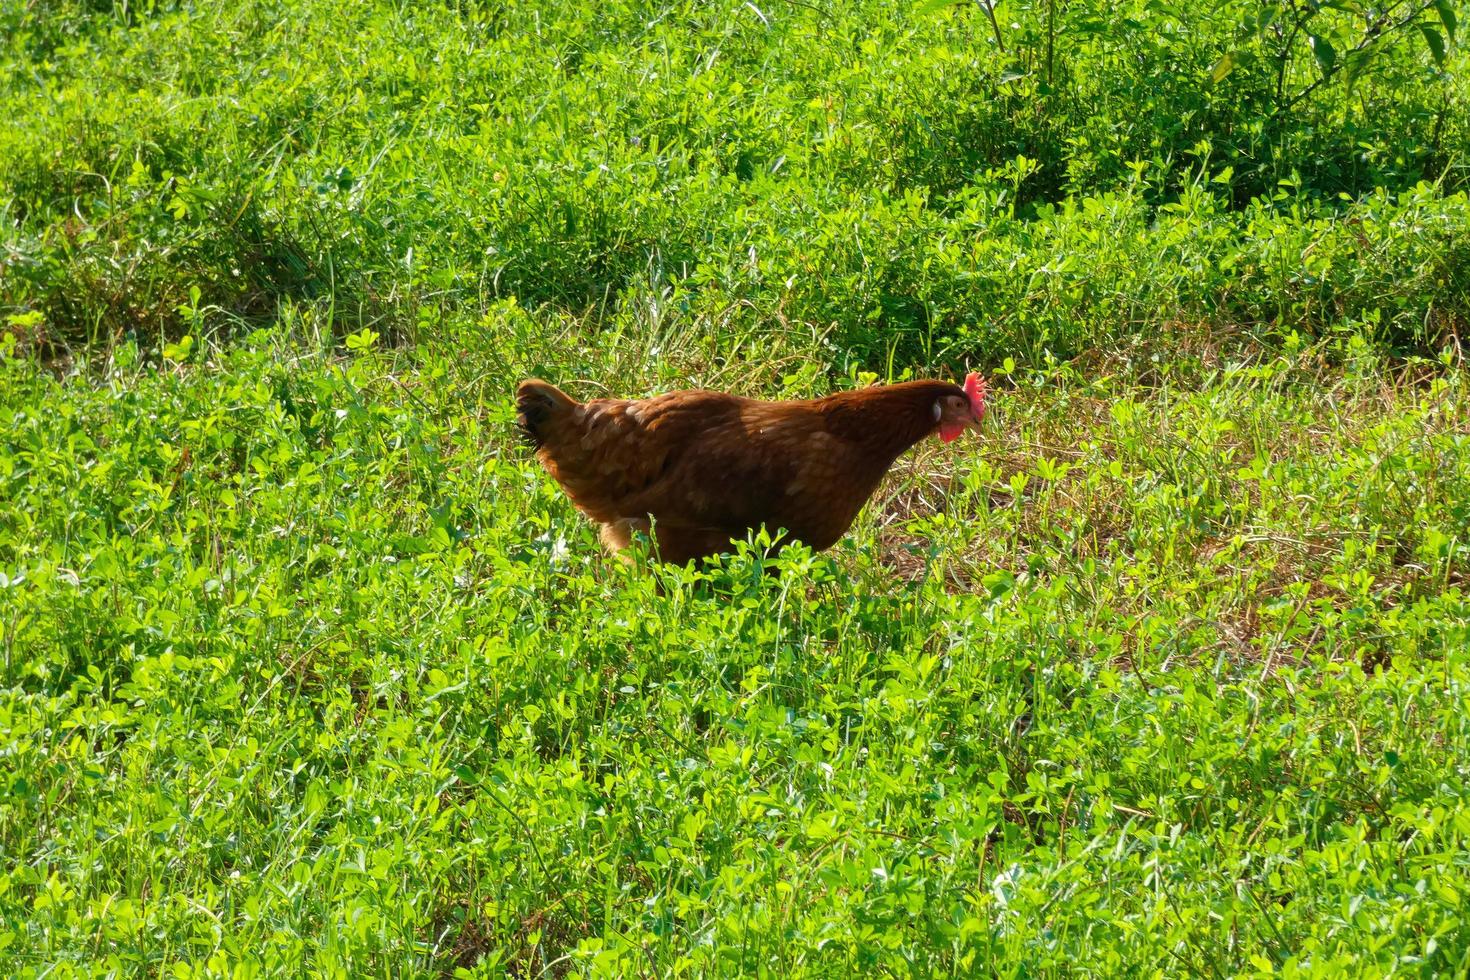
[515,379,579,447]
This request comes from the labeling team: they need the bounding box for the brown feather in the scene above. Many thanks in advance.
[517,378,971,564]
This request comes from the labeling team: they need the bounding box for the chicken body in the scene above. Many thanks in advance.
[517,376,985,565]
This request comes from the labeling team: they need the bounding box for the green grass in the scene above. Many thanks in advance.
[4,0,1470,976]
[4,322,1470,975]
[3,0,1468,355]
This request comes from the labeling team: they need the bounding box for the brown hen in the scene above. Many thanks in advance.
[516,373,987,565]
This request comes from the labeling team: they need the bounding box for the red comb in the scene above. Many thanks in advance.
[963,372,987,419]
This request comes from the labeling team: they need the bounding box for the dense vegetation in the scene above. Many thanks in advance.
[3,0,1469,975]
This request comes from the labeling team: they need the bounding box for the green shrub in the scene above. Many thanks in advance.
[2,0,1465,356]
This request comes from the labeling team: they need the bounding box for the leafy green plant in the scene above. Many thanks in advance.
[3,1,1470,975]
[2,0,1465,354]
[3,321,1470,975]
